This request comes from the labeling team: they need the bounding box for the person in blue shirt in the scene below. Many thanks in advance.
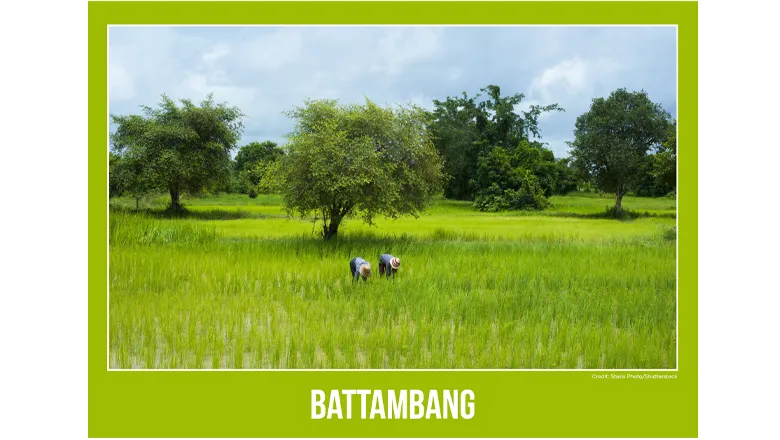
[378,254,401,278]
[349,256,372,282]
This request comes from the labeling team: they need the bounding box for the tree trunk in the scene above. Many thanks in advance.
[135,197,140,211]
[169,186,182,212]
[615,189,623,215]
[323,217,342,241]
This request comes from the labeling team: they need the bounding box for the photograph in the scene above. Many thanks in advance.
[108,24,678,370]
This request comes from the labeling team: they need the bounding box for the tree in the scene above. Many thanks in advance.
[631,154,669,197]
[512,140,558,198]
[552,157,582,195]
[235,141,284,172]
[265,98,444,240]
[430,85,563,200]
[428,92,483,200]
[224,159,244,193]
[471,140,555,212]
[109,94,244,213]
[234,141,285,194]
[652,119,677,194]
[109,152,128,199]
[109,151,155,209]
[568,88,671,214]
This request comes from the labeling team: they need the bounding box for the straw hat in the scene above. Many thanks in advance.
[360,263,372,277]
[390,257,401,270]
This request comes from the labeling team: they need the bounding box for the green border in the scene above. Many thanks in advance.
[90,1,697,437]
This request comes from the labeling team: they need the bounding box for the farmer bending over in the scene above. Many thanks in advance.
[378,254,401,278]
[350,257,372,282]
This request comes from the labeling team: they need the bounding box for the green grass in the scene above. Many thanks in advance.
[548,192,676,217]
[109,193,676,369]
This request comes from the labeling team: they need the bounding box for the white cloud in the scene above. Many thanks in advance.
[108,61,135,101]
[202,44,230,64]
[406,93,436,111]
[240,30,303,71]
[536,58,588,91]
[522,56,623,136]
[370,27,442,76]
[177,73,258,117]
[530,57,622,103]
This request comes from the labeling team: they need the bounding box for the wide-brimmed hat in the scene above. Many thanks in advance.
[360,263,372,277]
[390,257,400,269]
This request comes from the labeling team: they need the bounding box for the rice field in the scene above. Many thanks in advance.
[108,193,677,369]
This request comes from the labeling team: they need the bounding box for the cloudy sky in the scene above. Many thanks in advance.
[109,25,676,158]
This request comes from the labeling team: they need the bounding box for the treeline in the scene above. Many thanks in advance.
[110,85,676,223]
[428,85,675,212]
[430,85,568,211]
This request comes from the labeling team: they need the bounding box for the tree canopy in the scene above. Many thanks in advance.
[471,140,561,212]
[110,94,245,212]
[263,98,444,240]
[429,85,564,203]
[234,141,284,172]
[652,119,677,193]
[233,141,286,194]
[109,151,156,209]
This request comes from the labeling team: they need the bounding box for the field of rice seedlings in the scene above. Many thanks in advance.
[108,193,676,369]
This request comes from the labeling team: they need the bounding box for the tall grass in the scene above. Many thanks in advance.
[109,195,677,369]
[109,209,219,246]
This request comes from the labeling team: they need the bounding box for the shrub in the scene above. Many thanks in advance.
[473,178,549,212]
[601,205,641,220]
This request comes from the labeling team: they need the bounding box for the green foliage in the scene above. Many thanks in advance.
[242,159,276,189]
[109,151,157,208]
[471,141,559,211]
[632,153,673,197]
[234,140,285,194]
[473,181,549,212]
[568,88,672,213]
[651,119,677,192]
[428,92,483,200]
[552,157,582,195]
[600,205,643,220]
[226,160,245,193]
[110,94,245,212]
[109,152,130,198]
[267,97,445,240]
[430,85,564,200]
[235,141,284,172]
[513,140,558,197]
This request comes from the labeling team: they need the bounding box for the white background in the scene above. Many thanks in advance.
[0,0,778,439]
